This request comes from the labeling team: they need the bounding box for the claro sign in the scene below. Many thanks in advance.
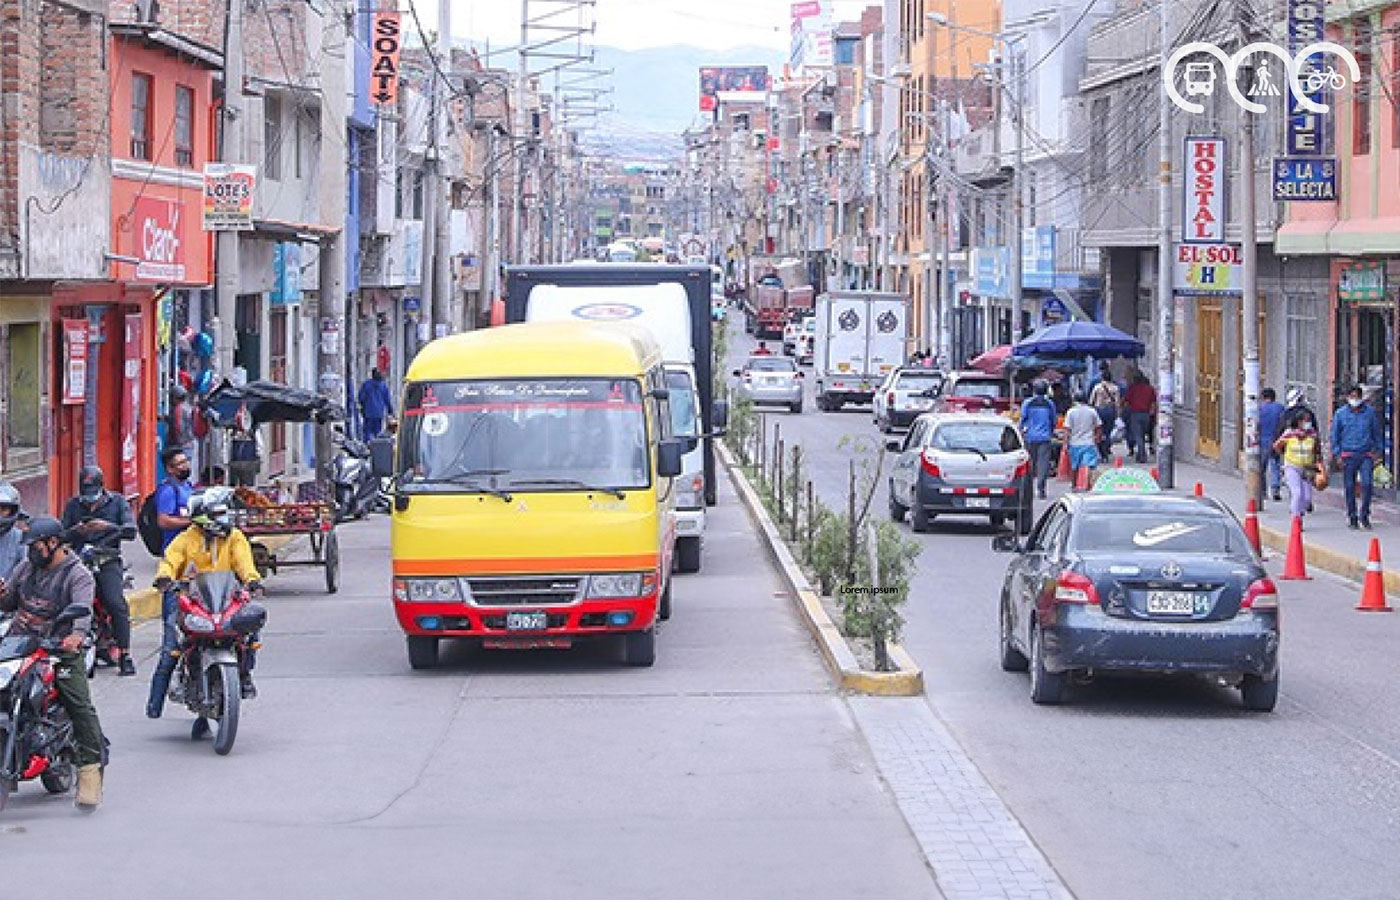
[133,197,186,282]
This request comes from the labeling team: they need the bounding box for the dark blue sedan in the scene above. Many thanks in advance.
[993,491,1280,710]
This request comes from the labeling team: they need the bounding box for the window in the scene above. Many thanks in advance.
[131,72,153,160]
[1285,291,1321,405]
[412,170,424,219]
[4,323,41,465]
[264,94,282,180]
[835,37,857,66]
[293,110,302,178]
[174,84,194,167]
[1088,96,1109,179]
[269,309,288,465]
[1354,20,1373,156]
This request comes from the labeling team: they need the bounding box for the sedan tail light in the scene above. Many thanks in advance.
[1242,577,1279,610]
[887,391,896,407]
[920,450,941,478]
[1054,571,1101,605]
[1012,459,1030,480]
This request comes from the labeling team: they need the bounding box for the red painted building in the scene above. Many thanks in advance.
[47,16,220,508]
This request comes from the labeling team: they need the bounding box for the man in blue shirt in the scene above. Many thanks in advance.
[1330,385,1384,529]
[1019,380,1057,500]
[1258,388,1286,502]
[154,447,194,550]
[357,368,394,440]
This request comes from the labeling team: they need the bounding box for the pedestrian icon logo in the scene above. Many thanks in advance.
[1247,66,1280,97]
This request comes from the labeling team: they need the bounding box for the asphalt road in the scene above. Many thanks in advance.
[1,473,941,900]
[726,315,1400,900]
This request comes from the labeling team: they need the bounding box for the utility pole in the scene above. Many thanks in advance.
[316,0,348,471]
[513,0,528,265]
[214,0,243,380]
[938,98,952,368]
[1008,40,1025,342]
[1239,38,1261,506]
[432,0,452,334]
[1156,0,1176,488]
[922,23,936,357]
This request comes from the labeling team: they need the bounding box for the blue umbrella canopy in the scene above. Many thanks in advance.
[1012,321,1145,358]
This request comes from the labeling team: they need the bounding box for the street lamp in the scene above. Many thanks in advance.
[928,12,1029,345]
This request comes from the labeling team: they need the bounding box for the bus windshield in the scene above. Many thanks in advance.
[397,379,650,493]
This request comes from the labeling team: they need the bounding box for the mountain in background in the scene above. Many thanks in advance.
[579,44,785,161]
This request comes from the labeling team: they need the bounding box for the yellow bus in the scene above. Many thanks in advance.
[389,321,684,668]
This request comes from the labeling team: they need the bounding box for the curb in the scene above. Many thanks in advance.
[127,534,303,622]
[1259,524,1400,596]
[717,441,925,696]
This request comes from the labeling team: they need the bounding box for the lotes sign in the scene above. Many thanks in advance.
[202,164,256,231]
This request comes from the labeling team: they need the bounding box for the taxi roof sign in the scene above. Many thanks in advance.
[1091,469,1162,494]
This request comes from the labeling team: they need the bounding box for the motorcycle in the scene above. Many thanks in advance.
[330,431,382,522]
[169,571,266,756]
[75,545,131,677]
[0,604,88,812]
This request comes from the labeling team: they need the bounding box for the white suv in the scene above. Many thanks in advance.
[873,367,945,432]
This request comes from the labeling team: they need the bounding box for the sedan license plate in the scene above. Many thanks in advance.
[505,611,549,631]
[964,496,991,508]
[1147,591,1200,615]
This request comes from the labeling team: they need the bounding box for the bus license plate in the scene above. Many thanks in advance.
[506,611,548,631]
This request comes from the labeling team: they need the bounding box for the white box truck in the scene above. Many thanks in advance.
[513,277,710,573]
[813,291,908,412]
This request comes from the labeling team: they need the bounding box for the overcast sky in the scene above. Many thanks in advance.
[424,0,877,53]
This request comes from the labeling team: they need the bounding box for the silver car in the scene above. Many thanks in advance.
[734,355,805,413]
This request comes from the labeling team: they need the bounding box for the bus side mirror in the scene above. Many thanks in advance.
[657,440,684,478]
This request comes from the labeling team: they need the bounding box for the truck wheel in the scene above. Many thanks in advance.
[407,636,440,670]
[790,400,803,414]
[622,629,656,667]
[827,397,843,411]
[676,537,702,574]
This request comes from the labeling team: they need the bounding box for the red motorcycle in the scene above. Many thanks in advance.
[0,604,88,812]
[169,572,267,756]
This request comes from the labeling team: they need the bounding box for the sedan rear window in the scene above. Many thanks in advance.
[896,373,943,392]
[930,422,1022,454]
[1071,514,1241,554]
[950,379,1008,399]
[748,357,796,372]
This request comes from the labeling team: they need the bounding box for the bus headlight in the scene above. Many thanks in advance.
[406,579,463,603]
[587,573,647,598]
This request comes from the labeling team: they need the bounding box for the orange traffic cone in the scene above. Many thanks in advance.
[1150,466,1159,482]
[1194,482,1204,497]
[1115,456,1124,468]
[1356,538,1392,612]
[1074,465,1091,492]
[1057,445,1072,481]
[1280,515,1311,580]
[1243,498,1262,557]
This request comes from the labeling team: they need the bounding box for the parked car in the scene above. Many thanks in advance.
[887,412,1033,534]
[796,317,817,364]
[992,489,1280,710]
[782,313,813,356]
[934,371,1015,415]
[873,367,945,432]
[733,355,804,413]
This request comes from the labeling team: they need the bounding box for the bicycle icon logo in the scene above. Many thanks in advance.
[1164,41,1360,115]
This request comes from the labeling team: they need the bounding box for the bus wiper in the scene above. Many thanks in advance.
[439,469,514,501]
[946,446,988,461]
[506,478,626,500]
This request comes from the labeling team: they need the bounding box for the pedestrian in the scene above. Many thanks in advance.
[1088,370,1122,460]
[1064,391,1102,489]
[1123,372,1157,463]
[228,404,263,488]
[154,447,195,551]
[166,385,198,480]
[1019,380,1057,500]
[1273,409,1319,521]
[0,480,27,583]
[1258,388,1286,502]
[1330,384,1384,529]
[357,368,394,441]
[61,466,138,675]
[753,341,773,356]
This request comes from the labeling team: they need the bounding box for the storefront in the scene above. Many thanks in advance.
[1331,258,1395,487]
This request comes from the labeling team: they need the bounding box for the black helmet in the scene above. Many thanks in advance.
[1032,379,1049,396]
[79,465,105,503]
[22,516,66,545]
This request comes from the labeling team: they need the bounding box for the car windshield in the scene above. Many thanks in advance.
[1071,513,1241,554]
[931,422,1022,454]
[665,369,698,438]
[397,379,650,492]
[896,373,943,393]
[951,379,1007,399]
[748,357,796,373]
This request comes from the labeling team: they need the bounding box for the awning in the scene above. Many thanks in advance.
[252,219,342,243]
[1275,216,1400,256]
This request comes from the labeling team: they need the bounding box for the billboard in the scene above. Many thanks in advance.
[699,66,770,111]
[790,0,833,70]
[202,163,256,231]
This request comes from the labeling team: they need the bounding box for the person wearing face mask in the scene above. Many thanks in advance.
[154,446,195,550]
[0,517,105,810]
[1330,385,1384,530]
[1273,409,1320,522]
[61,466,137,675]
[0,481,29,583]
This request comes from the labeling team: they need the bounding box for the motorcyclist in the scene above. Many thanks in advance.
[147,487,264,719]
[0,517,105,810]
[0,480,29,582]
[60,466,137,675]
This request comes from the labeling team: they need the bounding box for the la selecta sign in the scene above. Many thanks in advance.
[1183,137,1226,243]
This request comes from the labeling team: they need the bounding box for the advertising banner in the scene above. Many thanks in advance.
[62,320,88,405]
[698,66,770,111]
[202,164,256,231]
[973,247,1011,299]
[132,196,187,281]
[121,314,142,497]
[371,12,402,106]
[1272,156,1337,201]
[1337,259,1387,302]
[1182,137,1226,243]
[1288,0,1327,155]
[1173,243,1242,295]
[790,0,833,69]
[1022,226,1057,288]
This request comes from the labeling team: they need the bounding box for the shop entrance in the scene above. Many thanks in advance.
[1336,301,1395,478]
[1196,300,1223,459]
